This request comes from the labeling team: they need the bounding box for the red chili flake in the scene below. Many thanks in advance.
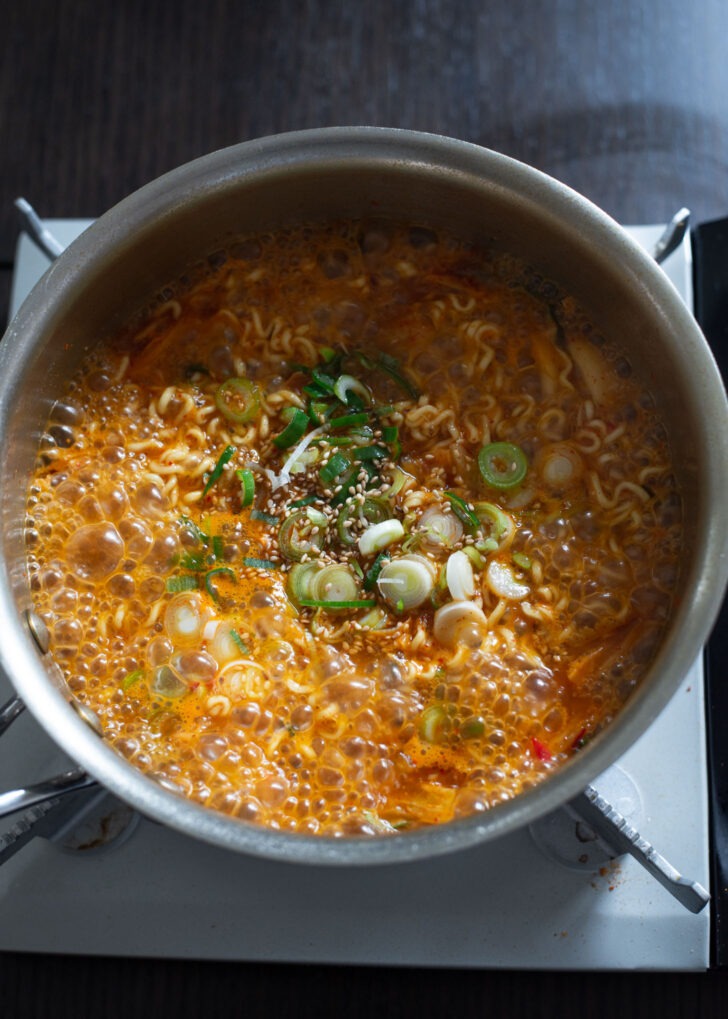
[531,736,552,762]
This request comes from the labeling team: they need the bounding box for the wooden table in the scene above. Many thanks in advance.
[2,1,728,1014]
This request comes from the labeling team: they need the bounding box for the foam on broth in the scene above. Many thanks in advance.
[24,221,681,835]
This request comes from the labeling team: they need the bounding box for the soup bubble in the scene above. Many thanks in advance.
[66,522,124,580]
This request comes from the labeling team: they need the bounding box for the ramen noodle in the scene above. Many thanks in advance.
[25,221,682,836]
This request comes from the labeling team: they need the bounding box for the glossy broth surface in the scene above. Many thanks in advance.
[25,221,682,835]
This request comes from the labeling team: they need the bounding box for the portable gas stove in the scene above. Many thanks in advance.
[0,214,721,971]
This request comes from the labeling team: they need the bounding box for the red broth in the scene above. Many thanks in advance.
[25,221,681,835]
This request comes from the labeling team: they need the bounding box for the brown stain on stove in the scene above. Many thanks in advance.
[591,858,623,892]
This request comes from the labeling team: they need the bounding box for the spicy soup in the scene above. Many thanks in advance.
[25,221,681,835]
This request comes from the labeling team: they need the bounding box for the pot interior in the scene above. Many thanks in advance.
[1,129,726,863]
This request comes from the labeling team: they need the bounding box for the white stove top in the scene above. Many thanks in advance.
[0,222,710,970]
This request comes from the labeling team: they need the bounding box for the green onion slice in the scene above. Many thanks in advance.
[203,444,235,496]
[309,563,361,605]
[460,716,485,739]
[179,515,207,543]
[319,451,352,485]
[473,502,514,544]
[376,353,420,398]
[242,556,279,570]
[512,551,532,570]
[337,496,391,547]
[205,567,236,602]
[311,368,337,394]
[354,444,388,462]
[363,550,390,591]
[444,491,480,530]
[215,378,260,424]
[236,468,255,507]
[478,442,528,490]
[230,628,250,654]
[334,374,372,406]
[166,575,199,593]
[329,411,370,429]
[419,705,451,744]
[289,494,319,508]
[377,554,436,610]
[286,562,323,607]
[299,598,377,610]
[121,668,145,692]
[273,408,310,450]
[278,507,328,561]
[250,508,279,525]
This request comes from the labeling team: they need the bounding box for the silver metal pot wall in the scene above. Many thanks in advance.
[1,127,726,865]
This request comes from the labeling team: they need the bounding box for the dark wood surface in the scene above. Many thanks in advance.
[2,1,728,1015]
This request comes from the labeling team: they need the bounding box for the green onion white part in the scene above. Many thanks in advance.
[446,550,475,600]
[417,505,464,550]
[485,559,530,600]
[358,519,405,556]
[377,554,436,610]
[433,600,488,647]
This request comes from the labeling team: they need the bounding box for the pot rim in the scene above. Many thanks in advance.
[1,126,727,865]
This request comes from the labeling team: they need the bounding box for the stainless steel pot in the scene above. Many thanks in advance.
[1,127,726,865]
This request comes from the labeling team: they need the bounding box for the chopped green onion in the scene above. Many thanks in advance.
[319,346,337,363]
[377,554,436,610]
[230,629,250,654]
[381,424,401,459]
[485,559,529,600]
[287,562,323,607]
[319,451,351,485]
[478,442,528,490]
[473,502,514,545]
[445,550,475,601]
[385,466,414,499]
[251,509,279,525]
[311,367,337,393]
[215,378,260,424]
[303,381,331,400]
[444,491,480,530]
[205,566,236,602]
[330,464,361,506]
[376,353,420,398]
[289,494,319,508]
[179,515,207,543]
[363,550,390,591]
[462,545,485,570]
[337,496,391,546]
[354,444,388,461]
[460,716,485,739]
[358,605,390,629]
[202,444,235,496]
[420,705,450,744]
[179,551,206,571]
[334,374,372,406]
[121,668,144,691]
[307,399,331,424]
[299,598,377,610]
[242,556,279,570]
[329,411,370,429]
[278,507,328,561]
[236,468,255,507]
[512,551,532,570]
[273,408,310,449]
[166,575,199,593]
[211,535,225,560]
[358,518,405,556]
[309,563,361,605]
